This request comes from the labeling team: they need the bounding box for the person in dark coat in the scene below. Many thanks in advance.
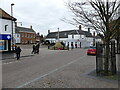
[75,43,77,48]
[71,43,74,50]
[31,44,36,54]
[36,43,40,54]
[67,43,69,50]
[15,46,22,60]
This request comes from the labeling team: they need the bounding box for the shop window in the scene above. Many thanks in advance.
[0,40,8,50]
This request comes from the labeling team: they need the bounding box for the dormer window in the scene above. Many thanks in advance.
[64,33,67,36]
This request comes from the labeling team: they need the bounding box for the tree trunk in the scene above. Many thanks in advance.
[104,42,110,76]
[111,41,117,75]
[116,37,120,54]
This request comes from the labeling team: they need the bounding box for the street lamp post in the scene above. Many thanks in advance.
[57,27,59,42]
[11,3,14,51]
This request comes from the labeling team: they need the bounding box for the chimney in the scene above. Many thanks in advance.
[37,33,39,35]
[30,25,32,29]
[48,30,50,34]
[93,31,95,36]
[88,28,90,33]
[79,25,81,30]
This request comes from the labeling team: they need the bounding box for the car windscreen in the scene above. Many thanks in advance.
[89,47,96,49]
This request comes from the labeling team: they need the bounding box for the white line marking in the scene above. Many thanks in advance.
[16,55,86,89]
[3,60,19,65]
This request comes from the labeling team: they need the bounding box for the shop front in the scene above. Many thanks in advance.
[0,34,11,52]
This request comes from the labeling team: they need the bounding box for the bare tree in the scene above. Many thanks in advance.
[64,0,120,75]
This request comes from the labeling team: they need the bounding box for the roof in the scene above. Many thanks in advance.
[94,35,101,39]
[46,30,92,39]
[82,31,93,37]
[0,8,16,21]
[15,26,36,33]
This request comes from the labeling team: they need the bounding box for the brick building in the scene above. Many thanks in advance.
[15,26,36,44]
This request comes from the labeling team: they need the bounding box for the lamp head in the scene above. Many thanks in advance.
[11,3,14,6]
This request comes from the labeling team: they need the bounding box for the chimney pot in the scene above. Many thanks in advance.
[37,33,40,35]
[88,28,90,33]
[48,30,50,34]
[93,32,95,36]
[30,26,32,29]
[79,25,81,30]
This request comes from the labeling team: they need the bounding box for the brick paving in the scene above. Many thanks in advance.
[2,45,119,88]
[23,54,118,88]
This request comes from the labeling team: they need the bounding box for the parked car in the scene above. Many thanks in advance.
[87,47,96,55]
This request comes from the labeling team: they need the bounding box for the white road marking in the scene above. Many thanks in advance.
[16,55,86,89]
[3,60,20,65]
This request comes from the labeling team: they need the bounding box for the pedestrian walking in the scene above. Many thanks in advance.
[67,44,69,50]
[75,43,77,48]
[15,46,22,60]
[48,45,50,49]
[31,44,36,54]
[36,43,40,54]
[71,43,74,50]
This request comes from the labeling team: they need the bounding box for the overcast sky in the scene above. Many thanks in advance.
[1,0,81,35]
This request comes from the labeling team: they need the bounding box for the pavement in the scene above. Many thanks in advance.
[1,45,47,60]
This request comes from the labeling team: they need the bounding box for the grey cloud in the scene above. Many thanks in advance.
[2,0,76,35]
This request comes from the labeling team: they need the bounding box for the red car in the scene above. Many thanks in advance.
[87,47,96,55]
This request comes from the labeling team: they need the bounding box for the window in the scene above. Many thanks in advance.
[5,25,8,31]
[29,34,31,38]
[22,40,24,43]
[0,40,8,51]
[34,34,36,38]
[22,33,24,37]
[27,34,31,38]
[17,34,19,37]
[81,35,84,39]
[31,34,32,38]
[27,34,29,38]
[72,35,74,39]
[64,33,67,36]
[25,33,27,37]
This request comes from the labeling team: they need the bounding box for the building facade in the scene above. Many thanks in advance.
[46,27,93,48]
[15,26,36,44]
[0,8,16,51]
